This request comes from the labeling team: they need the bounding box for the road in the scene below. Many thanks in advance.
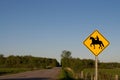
[0,67,61,80]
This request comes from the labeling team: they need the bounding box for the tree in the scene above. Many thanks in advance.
[0,54,5,67]
[61,50,72,67]
[0,54,59,68]
[61,50,72,59]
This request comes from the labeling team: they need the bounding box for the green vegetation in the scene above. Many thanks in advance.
[58,68,74,80]
[0,68,32,75]
[83,68,120,76]
[59,68,120,80]
[0,54,59,68]
[99,62,120,69]
[83,68,120,80]
[60,50,120,79]
[0,50,120,79]
[61,50,82,71]
[0,54,59,75]
[61,50,95,73]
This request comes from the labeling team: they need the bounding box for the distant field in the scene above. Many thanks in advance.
[0,68,32,75]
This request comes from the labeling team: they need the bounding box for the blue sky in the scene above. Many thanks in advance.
[0,0,120,62]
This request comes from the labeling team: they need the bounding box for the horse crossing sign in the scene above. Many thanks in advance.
[83,30,110,56]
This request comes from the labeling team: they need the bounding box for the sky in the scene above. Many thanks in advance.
[0,0,120,62]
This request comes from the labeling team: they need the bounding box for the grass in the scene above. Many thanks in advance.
[58,68,74,80]
[83,68,120,80]
[83,68,120,75]
[59,68,120,80]
[0,68,33,75]
[58,68,84,80]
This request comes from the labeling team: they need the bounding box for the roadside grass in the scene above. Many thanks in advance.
[58,68,74,80]
[83,68,120,76]
[0,68,33,75]
[83,68,120,80]
[59,68,120,80]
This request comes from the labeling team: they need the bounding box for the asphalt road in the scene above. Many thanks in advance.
[0,67,61,80]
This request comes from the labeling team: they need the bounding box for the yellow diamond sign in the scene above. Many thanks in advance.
[83,30,110,56]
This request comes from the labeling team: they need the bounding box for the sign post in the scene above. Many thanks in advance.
[83,29,110,80]
[95,56,98,80]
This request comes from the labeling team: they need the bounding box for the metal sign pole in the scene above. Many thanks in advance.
[95,56,98,80]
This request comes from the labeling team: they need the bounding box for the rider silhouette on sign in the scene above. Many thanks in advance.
[96,36,99,41]
[90,36,104,49]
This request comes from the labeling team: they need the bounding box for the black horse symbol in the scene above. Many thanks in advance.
[90,36,104,49]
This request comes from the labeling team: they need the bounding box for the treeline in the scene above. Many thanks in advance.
[61,50,120,72]
[0,54,59,68]
[99,62,120,69]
